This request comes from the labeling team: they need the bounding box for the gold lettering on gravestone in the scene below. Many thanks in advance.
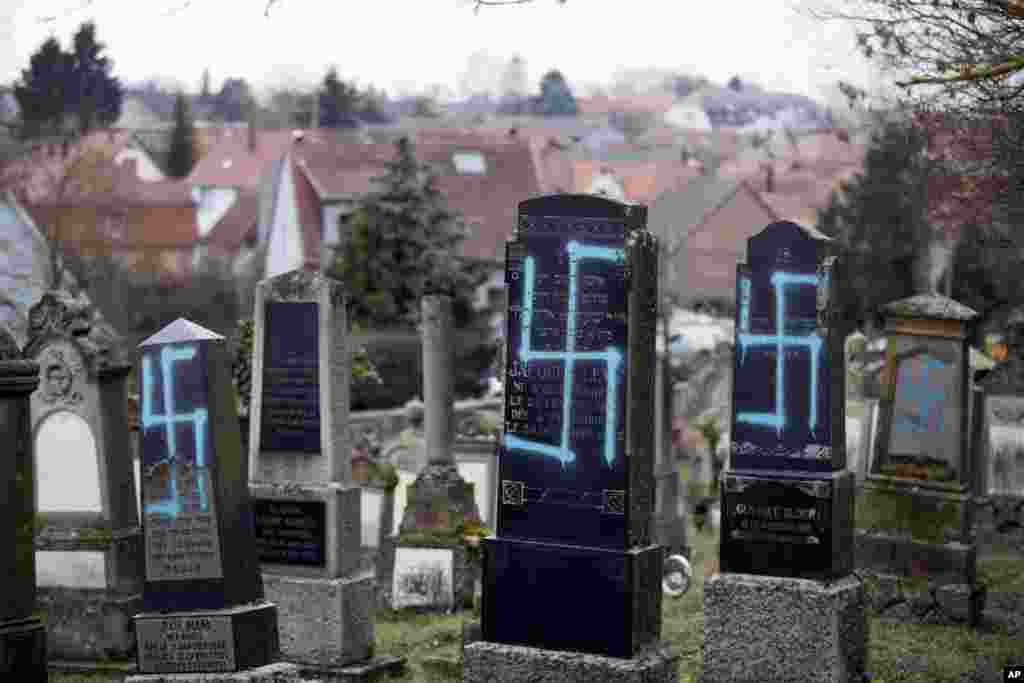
[137,615,235,673]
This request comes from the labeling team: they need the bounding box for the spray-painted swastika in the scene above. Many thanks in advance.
[737,271,823,434]
[506,240,625,467]
[141,344,209,517]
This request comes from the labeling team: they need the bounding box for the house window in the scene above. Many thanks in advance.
[452,151,486,175]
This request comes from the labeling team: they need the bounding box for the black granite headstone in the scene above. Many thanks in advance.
[720,221,854,580]
[253,499,326,567]
[498,195,639,550]
[259,302,321,454]
[730,221,844,473]
[482,194,664,660]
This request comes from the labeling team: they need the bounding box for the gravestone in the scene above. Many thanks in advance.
[465,194,677,681]
[387,295,481,613]
[23,291,143,661]
[976,307,1024,531]
[128,319,285,680]
[653,347,688,557]
[247,270,378,674]
[0,326,47,682]
[856,293,985,626]
[703,221,866,682]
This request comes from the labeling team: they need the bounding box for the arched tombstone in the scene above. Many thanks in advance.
[23,291,142,661]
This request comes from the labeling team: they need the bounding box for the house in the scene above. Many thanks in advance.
[0,192,55,346]
[648,176,778,307]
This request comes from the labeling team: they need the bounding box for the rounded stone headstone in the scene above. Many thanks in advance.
[35,409,101,512]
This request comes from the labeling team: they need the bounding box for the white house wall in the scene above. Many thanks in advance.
[265,154,305,279]
[193,186,239,239]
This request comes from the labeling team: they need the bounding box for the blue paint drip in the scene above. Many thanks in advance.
[141,344,210,517]
[736,271,822,436]
[509,241,625,467]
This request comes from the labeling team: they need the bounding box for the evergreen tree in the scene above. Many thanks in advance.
[816,118,938,330]
[165,91,197,179]
[200,68,211,100]
[212,77,255,122]
[534,70,578,117]
[13,22,121,140]
[328,137,495,397]
[68,22,122,135]
[13,37,73,139]
[319,67,360,128]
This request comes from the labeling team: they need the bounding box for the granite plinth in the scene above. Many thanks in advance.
[720,469,855,580]
[0,617,47,683]
[701,573,866,683]
[134,601,279,675]
[262,571,374,668]
[126,661,304,682]
[481,537,662,659]
[463,640,678,683]
[37,587,141,660]
[854,531,976,585]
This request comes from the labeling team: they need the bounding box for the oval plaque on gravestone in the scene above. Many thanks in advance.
[260,302,321,454]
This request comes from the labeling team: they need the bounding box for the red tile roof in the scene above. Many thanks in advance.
[573,159,701,205]
[205,189,259,251]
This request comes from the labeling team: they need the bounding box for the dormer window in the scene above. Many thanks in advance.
[452,151,486,175]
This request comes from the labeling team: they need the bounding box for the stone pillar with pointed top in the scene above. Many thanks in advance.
[247,269,378,673]
[856,292,986,627]
[128,319,287,679]
[703,220,866,683]
[23,290,142,661]
[0,326,47,683]
[387,295,482,613]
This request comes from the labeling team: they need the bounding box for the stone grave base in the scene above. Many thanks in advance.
[701,573,866,683]
[481,538,662,659]
[855,530,976,584]
[126,661,304,682]
[860,571,987,626]
[463,641,679,683]
[263,571,375,668]
[37,587,141,660]
[293,654,407,682]
[134,602,279,675]
[0,616,48,683]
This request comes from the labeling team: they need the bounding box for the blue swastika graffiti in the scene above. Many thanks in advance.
[141,344,209,517]
[506,240,625,468]
[737,271,823,435]
[894,355,946,433]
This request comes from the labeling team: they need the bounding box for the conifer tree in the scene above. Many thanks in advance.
[329,137,495,397]
[816,118,938,330]
[166,91,197,179]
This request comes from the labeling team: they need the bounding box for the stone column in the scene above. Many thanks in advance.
[423,296,455,467]
[0,329,46,683]
[388,295,482,612]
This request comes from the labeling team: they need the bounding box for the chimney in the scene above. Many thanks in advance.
[248,118,256,153]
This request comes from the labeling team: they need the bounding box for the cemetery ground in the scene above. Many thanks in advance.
[45,463,1023,683]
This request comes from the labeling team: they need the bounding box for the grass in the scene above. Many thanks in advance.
[49,513,1022,683]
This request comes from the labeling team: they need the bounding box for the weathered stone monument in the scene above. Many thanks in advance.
[23,291,142,661]
[129,318,284,679]
[704,220,865,682]
[0,325,47,682]
[653,349,688,559]
[857,293,985,625]
[464,194,677,681]
[385,295,482,612]
[247,269,378,674]
[976,307,1024,532]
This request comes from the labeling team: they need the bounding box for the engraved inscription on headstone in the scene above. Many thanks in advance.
[730,221,838,472]
[252,499,326,567]
[724,478,828,546]
[136,615,235,673]
[500,212,632,549]
[139,342,223,582]
[260,302,320,453]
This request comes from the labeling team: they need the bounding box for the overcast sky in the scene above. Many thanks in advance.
[2,0,888,104]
